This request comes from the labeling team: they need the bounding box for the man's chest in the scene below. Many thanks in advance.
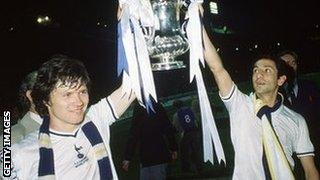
[239,114,296,146]
[51,135,99,176]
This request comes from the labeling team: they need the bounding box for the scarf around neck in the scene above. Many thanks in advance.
[38,117,113,179]
[253,94,295,180]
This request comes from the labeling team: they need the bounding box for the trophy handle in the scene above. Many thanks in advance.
[142,25,155,45]
[180,21,190,49]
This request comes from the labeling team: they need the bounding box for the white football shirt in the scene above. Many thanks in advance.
[220,84,314,180]
[1,97,119,180]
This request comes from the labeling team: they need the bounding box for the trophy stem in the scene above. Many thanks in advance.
[147,0,189,71]
[151,56,186,71]
[161,55,174,63]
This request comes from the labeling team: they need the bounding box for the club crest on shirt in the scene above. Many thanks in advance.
[73,144,88,168]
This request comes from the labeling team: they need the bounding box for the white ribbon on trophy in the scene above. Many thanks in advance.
[186,0,225,164]
[118,0,157,112]
[117,0,225,164]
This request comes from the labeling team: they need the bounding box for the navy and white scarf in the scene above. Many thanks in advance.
[38,117,113,179]
[254,94,294,180]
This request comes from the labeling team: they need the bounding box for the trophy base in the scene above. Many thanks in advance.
[151,61,186,71]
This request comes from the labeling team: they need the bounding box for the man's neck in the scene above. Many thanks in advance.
[256,92,278,107]
[49,121,80,133]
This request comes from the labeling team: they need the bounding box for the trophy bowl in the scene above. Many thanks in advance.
[146,0,189,71]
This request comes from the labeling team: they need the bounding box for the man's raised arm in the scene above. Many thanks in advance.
[109,85,136,118]
[203,27,233,97]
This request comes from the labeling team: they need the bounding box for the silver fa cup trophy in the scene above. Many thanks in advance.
[145,0,189,71]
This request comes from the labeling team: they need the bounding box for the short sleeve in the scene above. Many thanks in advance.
[294,117,314,157]
[86,97,118,127]
[220,83,249,115]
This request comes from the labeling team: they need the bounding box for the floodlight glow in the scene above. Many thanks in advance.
[37,17,43,23]
[209,2,218,14]
[37,15,51,24]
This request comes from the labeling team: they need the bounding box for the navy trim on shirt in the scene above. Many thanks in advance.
[296,151,314,156]
[107,98,118,120]
[49,129,80,137]
[221,85,236,101]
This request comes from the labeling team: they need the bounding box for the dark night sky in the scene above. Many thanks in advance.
[1,0,319,112]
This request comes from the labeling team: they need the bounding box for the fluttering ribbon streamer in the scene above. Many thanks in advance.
[186,0,225,164]
[117,0,225,164]
[117,0,157,112]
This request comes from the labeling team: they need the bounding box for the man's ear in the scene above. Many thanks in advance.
[278,75,287,86]
[26,90,33,103]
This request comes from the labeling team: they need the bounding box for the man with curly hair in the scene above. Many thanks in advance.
[202,21,319,179]
[1,55,135,179]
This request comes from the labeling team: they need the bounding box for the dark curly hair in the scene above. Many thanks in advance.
[277,50,298,63]
[31,54,91,118]
[251,53,296,99]
[251,53,291,78]
[18,71,38,116]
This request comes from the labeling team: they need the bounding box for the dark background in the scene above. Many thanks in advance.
[1,0,319,115]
